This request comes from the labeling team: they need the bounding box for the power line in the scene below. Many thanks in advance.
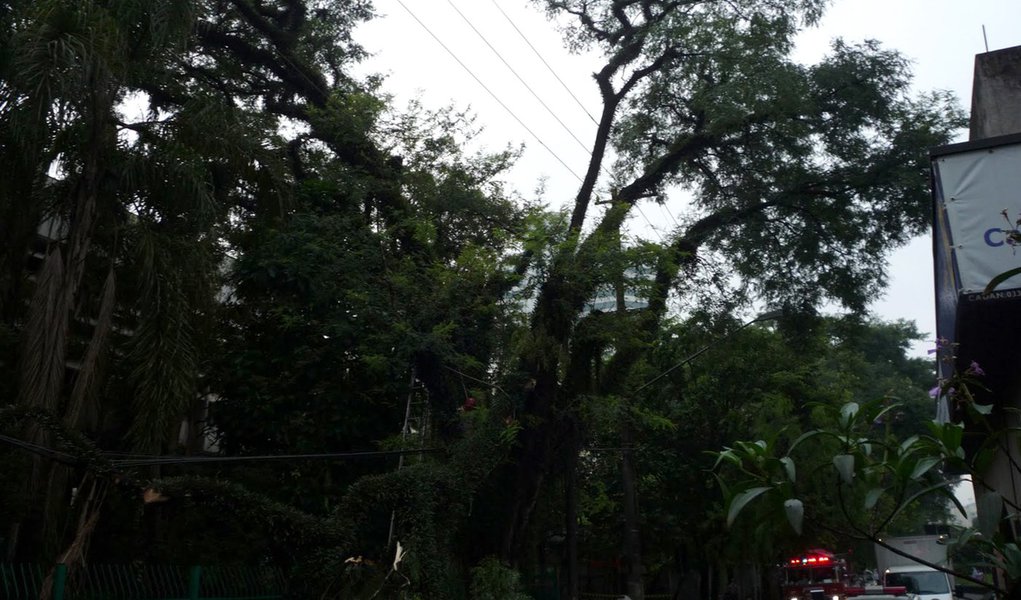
[446,0,592,156]
[488,0,600,126]
[634,202,665,242]
[442,364,511,401]
[0,432,440,468]
[402,0,675,245]
[488,2,683,240]
[108,447,441,468]
[394,0,584,183]
[0,433,78,464]
[631,310,783,396]
[662,201,681,228]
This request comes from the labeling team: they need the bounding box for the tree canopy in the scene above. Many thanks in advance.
[0,1,966,598]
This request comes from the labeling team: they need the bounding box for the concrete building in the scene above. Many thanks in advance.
[932,44,1021,541]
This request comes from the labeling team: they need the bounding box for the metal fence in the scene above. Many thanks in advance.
[0,563,286,600]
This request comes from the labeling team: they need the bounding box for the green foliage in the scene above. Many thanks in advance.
[0,1,969,599]
[470,557,532,600]
[717,397,957,530]
[494,1,961,576]
[149,475,350,555]
[329,408,519,599]
[609,18,966,311]
[0,0,527,579]
[567,312,938,591]
[714,347,1021,597]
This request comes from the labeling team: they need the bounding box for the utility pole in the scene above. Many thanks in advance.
[388,368,423,550]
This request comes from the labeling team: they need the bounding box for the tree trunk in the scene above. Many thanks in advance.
[621,424,644,600]
[616,238,644,600]
[565,418,581,600]
[39,476,107,600]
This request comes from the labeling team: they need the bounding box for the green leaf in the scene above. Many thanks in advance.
[984,266,1021,293]
[839,402,859,428]
[973,446,998,474]
[788,429,824,452]
[899,435,920,453]
[941,486,970,522]
[870,403,901,426]
[780,457,796,483]
[864,487,884,510]
[937,421,964,452]
[886,480,954,525]
[711,449,741,469]
[910,457,940,480]
[833,454,855,484]
[783,498,804,535]
[727,486,772,528]
[957,527,979,548]
[736,440,768,457]
[977,491,1003,538]
[1001,543,1021,580]
[713,473,731,503]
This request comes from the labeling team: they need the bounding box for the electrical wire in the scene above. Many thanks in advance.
[0,432,440,469]
[441,364,511,400]
[489,2,683,239]
[393,0,585,183]
[661,199,682,228]
[631,311,782,396]
[107,448,441,468]
[403,0,675,245]
[446,0,592,156]
[634,202,665,242]
[0,433,79,464]
[488,0,600,126]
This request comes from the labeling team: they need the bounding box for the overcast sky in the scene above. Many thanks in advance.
[353,0,1021,356]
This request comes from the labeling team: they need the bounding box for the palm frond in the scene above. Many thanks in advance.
[20,246,70,414]
[66,266,115,430]
[124,226,204,453]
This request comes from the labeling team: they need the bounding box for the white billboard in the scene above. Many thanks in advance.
[936,142,1021,295]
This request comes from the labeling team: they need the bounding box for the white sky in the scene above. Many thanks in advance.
[353,0,1021,356]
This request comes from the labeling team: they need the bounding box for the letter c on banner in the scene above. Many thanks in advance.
[986,228,1005,247]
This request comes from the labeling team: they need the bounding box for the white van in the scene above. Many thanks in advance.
[883,565,957,600]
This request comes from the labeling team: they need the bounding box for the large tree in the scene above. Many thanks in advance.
[0,0,267,560]
[0,2,534,594]
[0,0,408,561]
[627,315,942,597]
[0,1,966,598]
[486,1,963,597]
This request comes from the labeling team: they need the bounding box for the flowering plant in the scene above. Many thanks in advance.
[714,342,1021,598]
[985,210,1021,292]
[928,337,992,420]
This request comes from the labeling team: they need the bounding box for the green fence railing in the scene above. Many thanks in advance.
[0,563,286,600]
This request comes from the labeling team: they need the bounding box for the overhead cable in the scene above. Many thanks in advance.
[0,433,78,464]
[634,202,665,242]
[441,364,512,400]
[662,201,682,228]
[403,0,673,245]
[488,0,600,126]
[107,447,441,468]
[394,0,584,183]
[0,432,440,468]
[489,1,681,240]
[446,0,593,156]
